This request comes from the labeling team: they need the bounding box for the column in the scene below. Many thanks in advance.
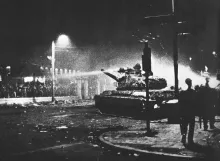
[60,69,63,75]
[77,79,82,99]
[83,80,89,99]
[101,78,106,93]
[64,68,68,75]
[72,70,76,76]
[95,78,100,95]
[55,68,58,75]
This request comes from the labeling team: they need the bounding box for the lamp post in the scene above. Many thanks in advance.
[52,41,55,102]
[172,0,179,98]
[51,34,72,102]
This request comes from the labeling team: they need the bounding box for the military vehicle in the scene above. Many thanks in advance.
[95,64,179,121]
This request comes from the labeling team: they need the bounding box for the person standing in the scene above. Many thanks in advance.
[202,78,217,130]
[179,78,196,145]
[194,85,203,129]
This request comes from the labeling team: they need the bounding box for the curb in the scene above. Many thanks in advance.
[99,132,205,159]
[0,96,79,105]
[10,142,85,156]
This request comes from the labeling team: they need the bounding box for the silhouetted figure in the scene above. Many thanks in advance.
[202,78,217,130]
[179,78,196,145]
[194,85,202,128]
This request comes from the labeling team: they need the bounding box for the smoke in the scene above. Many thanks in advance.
[152,53,219,89]
[42,43,219,90]
[92,46,219,90]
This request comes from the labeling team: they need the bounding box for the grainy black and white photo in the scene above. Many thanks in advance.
[0,0,220,161]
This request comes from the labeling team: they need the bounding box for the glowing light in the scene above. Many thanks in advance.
[212,51,217,57]
[189,57,192,61]
[64,68,68,74]
[47,56,52,60]
[205,66,208,72]
[56,34,71,48]
[24,77,45,83]
[6,66,11,69]
[24,77,33,82]
[56,125,68,129]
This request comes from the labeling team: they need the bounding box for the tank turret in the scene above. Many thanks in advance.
[101,64,167,91]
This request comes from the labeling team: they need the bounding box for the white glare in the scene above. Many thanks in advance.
[205,66,208,72]
[47,56,52,60]
[212,51,217,57]
[56,34,70,48]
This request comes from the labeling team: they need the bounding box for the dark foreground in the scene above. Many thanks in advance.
[0,101,219,161]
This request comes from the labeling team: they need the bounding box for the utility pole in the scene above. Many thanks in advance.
[142,1,179,98]
[142,41,152,133]
[172,0,179,98]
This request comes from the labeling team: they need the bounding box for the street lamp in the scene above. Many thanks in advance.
[51,34,72,102]
[51,41,55,102]
[56,34,71,48]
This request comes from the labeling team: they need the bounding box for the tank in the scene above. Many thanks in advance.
[95,63,179,121]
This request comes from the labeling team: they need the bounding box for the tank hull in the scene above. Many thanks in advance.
[95,90,179,121]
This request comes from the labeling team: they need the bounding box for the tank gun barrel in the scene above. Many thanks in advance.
[101,69,119,82]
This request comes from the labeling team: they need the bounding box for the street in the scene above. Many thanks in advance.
[0,100,219,161]
[0,0,219,160]
[0,101,159,161]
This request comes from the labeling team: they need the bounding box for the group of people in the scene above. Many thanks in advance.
[179,77,219,145]
[0,81,78,98]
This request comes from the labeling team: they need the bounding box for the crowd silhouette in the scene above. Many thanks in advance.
[0,80,78,98]
[179,77,219,146]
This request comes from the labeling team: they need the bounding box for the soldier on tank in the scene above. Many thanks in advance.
[101,64,167,90]
[179,78,196,145]
[133,63,142,77]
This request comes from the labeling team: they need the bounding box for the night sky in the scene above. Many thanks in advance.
[0,0,219,73]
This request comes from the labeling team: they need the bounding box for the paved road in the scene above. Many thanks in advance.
[0,101,215,161]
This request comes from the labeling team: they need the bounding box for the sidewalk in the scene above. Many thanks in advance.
[99,117,220,160]
[0,96,79,105]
